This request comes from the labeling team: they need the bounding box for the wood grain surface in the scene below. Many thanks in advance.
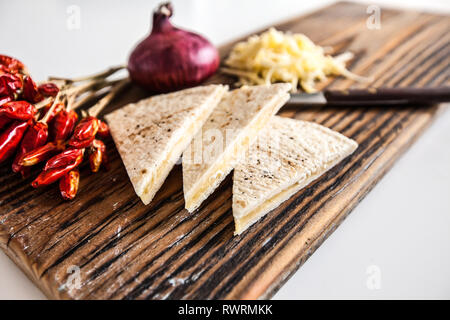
[0,1,449,300]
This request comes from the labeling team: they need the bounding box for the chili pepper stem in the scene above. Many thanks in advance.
[40,91,63,124]
[63,78,106,97]
[63,78,114,111]
[34,96,53,110]
[37,79,66,89]
[68,79,123,111]
[88,78,130,117]
[48,65,126,83]
[66,93,77,110]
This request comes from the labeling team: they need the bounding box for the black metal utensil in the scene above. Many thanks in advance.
[287,87,450,106]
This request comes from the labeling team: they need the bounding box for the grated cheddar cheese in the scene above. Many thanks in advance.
[223,28,366,93]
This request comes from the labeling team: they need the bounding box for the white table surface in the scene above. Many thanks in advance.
[0,0,449,300]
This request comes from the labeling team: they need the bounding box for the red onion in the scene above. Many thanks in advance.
[128,2,220,93]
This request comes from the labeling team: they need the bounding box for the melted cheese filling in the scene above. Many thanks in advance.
[234,180,304,235]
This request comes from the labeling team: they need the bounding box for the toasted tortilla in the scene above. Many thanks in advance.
[232,116,358,235]
[105,84,227,205]
[182,83,291,212]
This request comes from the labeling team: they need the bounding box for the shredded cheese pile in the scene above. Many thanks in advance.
[223,28,366,93]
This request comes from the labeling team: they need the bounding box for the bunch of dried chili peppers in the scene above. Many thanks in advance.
[0,54,128,200]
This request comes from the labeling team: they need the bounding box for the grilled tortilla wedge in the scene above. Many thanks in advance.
[232,116,358,235]
[182,83,291,212]
[105,84,227,205]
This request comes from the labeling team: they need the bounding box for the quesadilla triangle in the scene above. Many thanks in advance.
[105,84,227,205]
[232,116,358,235]
[182,83,292,212]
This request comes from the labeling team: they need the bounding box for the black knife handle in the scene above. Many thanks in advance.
[324,87,450,103]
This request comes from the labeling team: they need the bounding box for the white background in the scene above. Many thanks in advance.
[0,0,449,299]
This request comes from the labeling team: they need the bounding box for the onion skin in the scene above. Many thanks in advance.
[128,2,220,93]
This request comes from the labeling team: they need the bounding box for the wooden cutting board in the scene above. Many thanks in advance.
[0,2,448,300]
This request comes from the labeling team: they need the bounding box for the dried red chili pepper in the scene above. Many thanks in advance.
[59,169,80,200]
[89,139,108,172]
[38,83,59,97]
[67,116,99,148]
[0,115,12,130]
[0,65,10,75]
[50,109,78,142]
[68,135,95,149]
[70,116,99,141]
[31,148,84,187]
[18,141,65,166]
[96,120,110,139]
[17,98,67,167]
[0,95,12,107]
[0,120,32,163]
[44,148,83,171]
[22,76,43,103]
[42,102,64,124]
[12,122,48,178]
[0,73,23,100]
[0,101,37,121]
[0,55,26,74]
